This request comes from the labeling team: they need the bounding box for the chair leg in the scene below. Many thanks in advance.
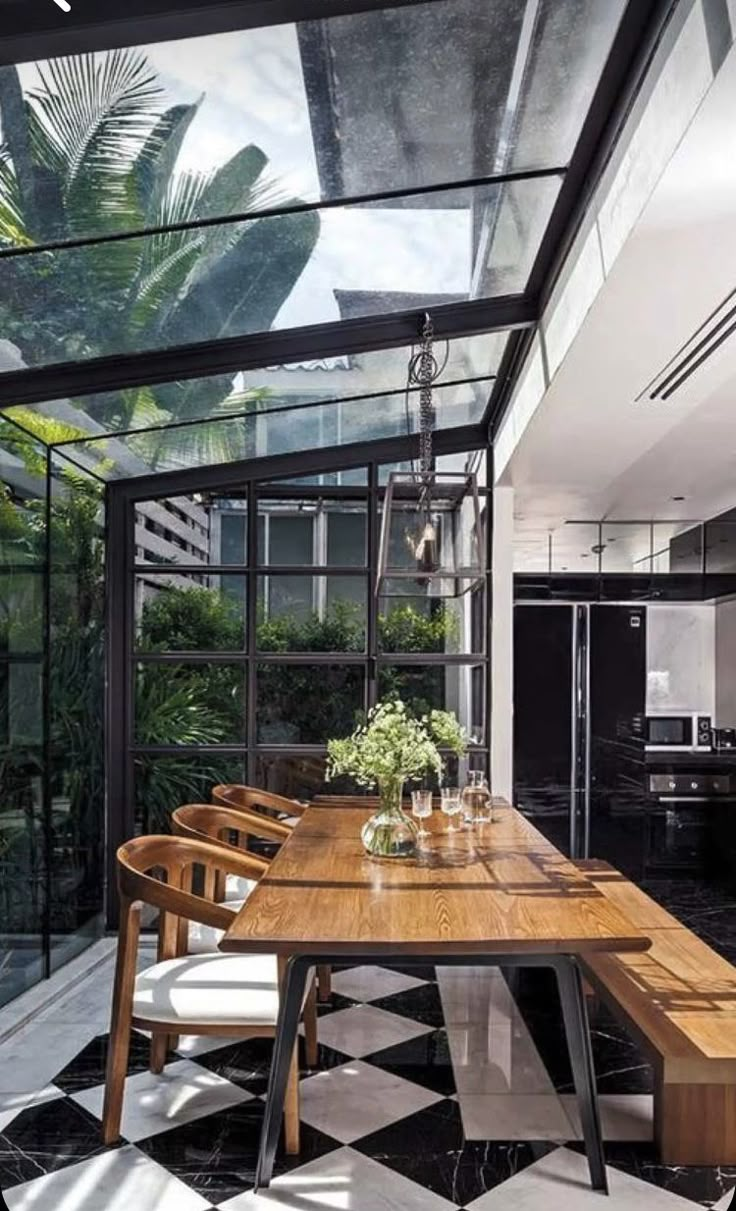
[102,899,141,1145]
[150,1031,168,1075]
[304,979,319,1069]
[284,1039,300,1155]
[317,965,332,1003]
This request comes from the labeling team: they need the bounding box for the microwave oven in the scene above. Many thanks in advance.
[645,714,712,750]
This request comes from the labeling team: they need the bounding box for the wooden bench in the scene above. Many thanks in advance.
[575,859,736,1165]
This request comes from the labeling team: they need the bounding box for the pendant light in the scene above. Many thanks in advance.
[376,314,486,599]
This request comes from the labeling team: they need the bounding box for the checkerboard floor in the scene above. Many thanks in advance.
[1,958,735,1210]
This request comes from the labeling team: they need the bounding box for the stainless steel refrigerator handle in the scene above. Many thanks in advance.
[570,605,579,859]
[583,604,591,859]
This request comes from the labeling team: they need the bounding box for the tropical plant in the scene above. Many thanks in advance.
[0,51,320,456]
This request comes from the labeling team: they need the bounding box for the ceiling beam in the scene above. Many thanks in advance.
[109,422,486,502]
[0,0,448,68]
[0,295,536,408]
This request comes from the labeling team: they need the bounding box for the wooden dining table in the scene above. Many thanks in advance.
[221,798,651,1194]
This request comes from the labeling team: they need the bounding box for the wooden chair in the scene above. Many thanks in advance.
[173,802,289,910]
[212,784,306,825]
[208,793,332,1002]
[103,834,317,1153]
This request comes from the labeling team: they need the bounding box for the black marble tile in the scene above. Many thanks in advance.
[371,983,445,1028]
[195,1035,351,1095]
[136,1099,340,1205]
[511,969,653,1095]
[571,1141,736,1208]
[363,1028,456,1096]
[353,1097,557,1206]
[53,1032,156,1095]
[0,1097,115,1189]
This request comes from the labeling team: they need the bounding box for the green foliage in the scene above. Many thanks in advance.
[377,603,458,653]
[257,600,365,653]
[139,585,242,652]
[0,50,320,454]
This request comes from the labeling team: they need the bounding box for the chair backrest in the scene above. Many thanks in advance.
[171,804,282,858]
[117,833,267,959]
[213,783,305,820]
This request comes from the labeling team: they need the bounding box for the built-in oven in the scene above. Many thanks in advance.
[645,713,712,751]
[646,771,734,872]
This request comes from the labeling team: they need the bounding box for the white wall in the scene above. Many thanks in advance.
[715,597,736,725]
[491,486,514,800]
[646,604,715,715]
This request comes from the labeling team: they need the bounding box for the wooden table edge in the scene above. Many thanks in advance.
[219,935,652,955]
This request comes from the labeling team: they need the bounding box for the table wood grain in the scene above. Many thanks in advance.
[222,802,650,958]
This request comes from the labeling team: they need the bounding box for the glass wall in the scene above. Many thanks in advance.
[48,453,106,973]
[0,426,46,1006]
[128,454,489,831]
[0,432,105,1008]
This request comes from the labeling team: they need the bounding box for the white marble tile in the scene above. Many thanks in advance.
[447,1022,555,1094]
[173,1033,236,1059]
[315,1003,432,1059]
[457,1093,574,1141]
[72,1058,252,1142]
[0,1085,63,1132]
[436,967,515,1026]
[331,965,427,1004]
[299,1059,441,1143]
[465,1145,701,1210]
[4,1145,211,1211]
[712,1188,736,1211]
[218,1145,459,1211]
[560,1094,654,1142]
[0,1020,100,1094]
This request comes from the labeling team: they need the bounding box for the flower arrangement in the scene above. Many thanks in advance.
[327,699,468,857]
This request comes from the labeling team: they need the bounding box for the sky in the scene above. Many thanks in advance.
[10,21,471,335]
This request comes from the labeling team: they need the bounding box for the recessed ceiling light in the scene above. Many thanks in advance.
[671,495,686,501]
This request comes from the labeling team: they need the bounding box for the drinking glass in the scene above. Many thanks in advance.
[411,789,434,839]
[440,786,462,831]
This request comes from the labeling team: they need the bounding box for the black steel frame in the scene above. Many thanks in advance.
[106,430,491,926]
[0,0,459,69]
[255,951,606,1192]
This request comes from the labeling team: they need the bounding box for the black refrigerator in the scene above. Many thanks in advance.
[513,603,647,879]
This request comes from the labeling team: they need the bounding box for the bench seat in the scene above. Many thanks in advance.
[575,859,736,1165]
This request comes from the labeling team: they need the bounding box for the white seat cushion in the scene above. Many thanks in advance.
[133,952,281,1026]
[225,874,258,902]
[187,898,245,955]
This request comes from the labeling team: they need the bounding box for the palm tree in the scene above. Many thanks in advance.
[0,50,320,459]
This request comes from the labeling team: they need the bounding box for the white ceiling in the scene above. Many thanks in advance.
[501,34,736,570]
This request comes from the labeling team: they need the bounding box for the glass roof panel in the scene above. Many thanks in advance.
[0,0,626,249]
[57,378,490,481]
[0,177,556,375]
[3,331,505,438]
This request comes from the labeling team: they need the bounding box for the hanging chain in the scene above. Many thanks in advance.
[418,313,435,485]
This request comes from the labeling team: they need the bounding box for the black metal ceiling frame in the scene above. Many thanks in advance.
[0,0,456,69]
[0,0,677,454]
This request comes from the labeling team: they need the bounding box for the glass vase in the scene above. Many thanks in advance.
[361,779,418,859]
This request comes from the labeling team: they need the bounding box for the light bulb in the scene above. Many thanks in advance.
[415,520,438,575]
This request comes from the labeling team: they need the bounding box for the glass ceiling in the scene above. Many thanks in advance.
[0,0,632,479]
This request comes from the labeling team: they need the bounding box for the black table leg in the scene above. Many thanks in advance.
[255,956,309,1191]
[555,956,608,1194]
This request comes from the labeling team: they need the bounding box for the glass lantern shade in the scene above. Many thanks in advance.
[376,471,486,598]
